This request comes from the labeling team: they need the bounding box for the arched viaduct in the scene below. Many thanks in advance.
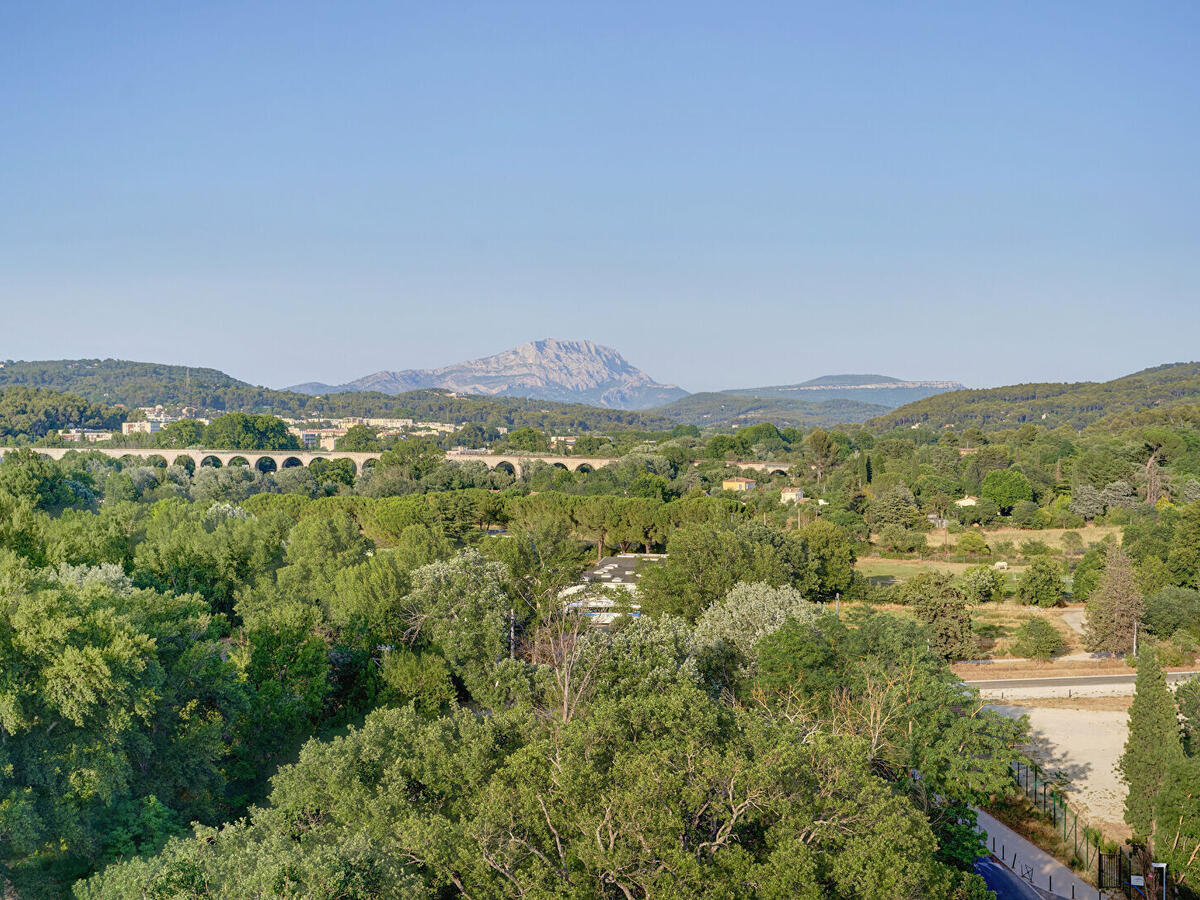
[0,447,795,478]
[0,447,622,477]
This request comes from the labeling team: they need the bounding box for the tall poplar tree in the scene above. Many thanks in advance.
[1118,648,1183,842]
[1083,544,1144,654]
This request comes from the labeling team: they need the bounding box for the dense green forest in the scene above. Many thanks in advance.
[0,445,1018,899]
[870,362,1200,431]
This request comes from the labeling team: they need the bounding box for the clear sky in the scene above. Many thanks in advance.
[2,2,1198,393]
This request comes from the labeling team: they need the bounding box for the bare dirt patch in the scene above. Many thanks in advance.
[955,659,1133,680]
[990,701,1130,841]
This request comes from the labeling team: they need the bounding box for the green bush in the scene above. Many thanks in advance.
[1143,587,1200,638]
[1155,631,1199,668]
[958,564,1005,604]
[878,524,926,555]
[1010,500,1042,529]
[1010,617,1065,660]
[957,531,990,555]
[1060,531,1084,556]
[1017,558,1064,607]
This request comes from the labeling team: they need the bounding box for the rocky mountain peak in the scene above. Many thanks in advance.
[288,338,687,409]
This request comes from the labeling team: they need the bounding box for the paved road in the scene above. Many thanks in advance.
[976,809,1100,900]
[964,670,1200,691]
[974,857,1047,900]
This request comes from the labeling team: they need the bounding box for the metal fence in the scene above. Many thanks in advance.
[1013,761,1186,900]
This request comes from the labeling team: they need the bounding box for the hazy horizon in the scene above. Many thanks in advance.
[3,3,1198,392]
[3,339,1198,398]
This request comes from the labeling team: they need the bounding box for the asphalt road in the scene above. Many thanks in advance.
[974,857,1048,900]
[963,670,1200,691]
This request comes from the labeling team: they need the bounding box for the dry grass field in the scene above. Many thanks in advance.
[856,556,1024,584]
[948,523,1121,552]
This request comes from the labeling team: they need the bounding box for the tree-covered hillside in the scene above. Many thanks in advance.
[869,362,1200,431]
[650,392,888,427]
[0,361,676,432]
[0,386,123,439]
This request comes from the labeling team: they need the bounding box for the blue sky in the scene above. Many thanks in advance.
[2,2,1198,393]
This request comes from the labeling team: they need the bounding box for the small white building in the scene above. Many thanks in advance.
[780,486,805,504]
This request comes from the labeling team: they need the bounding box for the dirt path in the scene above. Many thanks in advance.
[1061,609,1086,636]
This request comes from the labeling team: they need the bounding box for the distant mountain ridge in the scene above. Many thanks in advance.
[288,338,688,409]
[723,374,963,408]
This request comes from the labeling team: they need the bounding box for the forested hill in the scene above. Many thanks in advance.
[648,392,888,427]
[0,386,123,439]
[722,374,963,407]
[869,362,1200,431]
[0,360,676,431]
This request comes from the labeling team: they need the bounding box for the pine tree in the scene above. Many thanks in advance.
[1083,544,1144,654]
[1119,647,1183,843]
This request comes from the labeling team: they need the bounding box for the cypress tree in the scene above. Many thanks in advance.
[1118,647,1183,843]
[1083,543,1144,654]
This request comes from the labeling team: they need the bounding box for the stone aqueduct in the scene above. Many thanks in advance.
[0,447,796,478]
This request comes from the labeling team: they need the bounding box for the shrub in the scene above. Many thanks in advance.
[1017,558,1064,607]
[1011,617,1065,660]
[1071,544,1107,601]
[957,531,990,556]
[958,564,1005,604]
[1143,587,1200,638]
[1060,531,1084,556]
[1156,631,1199,668]
[1010,500,1042,529]
[878,525,926,555]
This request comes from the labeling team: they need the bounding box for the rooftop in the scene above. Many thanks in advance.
[579,553,666,587]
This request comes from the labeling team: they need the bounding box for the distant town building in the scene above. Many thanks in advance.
[343,416,414,429]
[562,554,666,626]
[415,422,458,434]
[289,427,347,450]
[122,421,162,435]
[722,476,757,492]
[954,496,978,507]
[780,486,805,504]
[60,429,113,443]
